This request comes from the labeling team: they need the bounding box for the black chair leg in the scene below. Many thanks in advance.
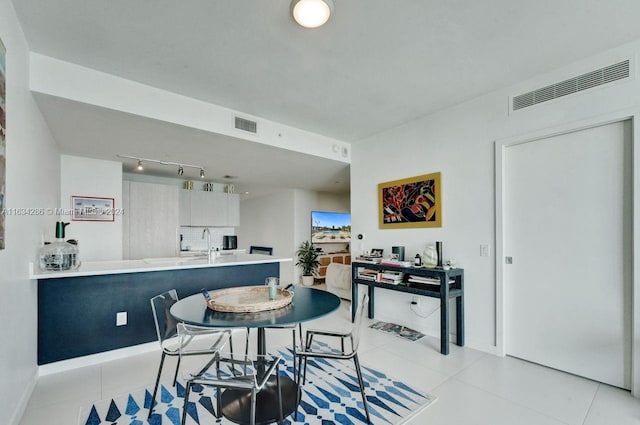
[228,330,235,358]
[181,381,192,425]
[215,386,222,418]
[216,356,222,417]
[301,333,313,384]
[244,327,250,375]
[148,352,166,418]
[353,354,371,424]
[294,354,302,421]
[292,328,297,376]
[250,388,257,425]
[245,327,250,356]
[173,355,182,386]
[302,350,311,385]
[277,363,284,424]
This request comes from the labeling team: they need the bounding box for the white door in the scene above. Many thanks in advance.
[504,121,632,389]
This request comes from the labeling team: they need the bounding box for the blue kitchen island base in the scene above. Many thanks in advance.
[37,262,279,365]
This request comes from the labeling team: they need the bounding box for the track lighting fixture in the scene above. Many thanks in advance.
[117,155,204,178]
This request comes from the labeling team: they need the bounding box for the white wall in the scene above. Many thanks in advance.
[239,189,350,284]
[316,191,350,212]
[239,190,296,282]
[60,155,122,261]
[351,39,640,354]
[0,1,61,423]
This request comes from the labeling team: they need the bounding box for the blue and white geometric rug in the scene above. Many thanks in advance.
[79,343,436,425]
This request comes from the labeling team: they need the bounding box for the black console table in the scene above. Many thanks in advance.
[351,261,464,355]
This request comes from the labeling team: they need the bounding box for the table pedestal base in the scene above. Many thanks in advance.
[220,376,298,424]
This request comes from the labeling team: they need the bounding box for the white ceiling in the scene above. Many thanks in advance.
[12,0,640,192]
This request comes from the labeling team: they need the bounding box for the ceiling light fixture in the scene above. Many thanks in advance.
[291,0,333,28]
[117,155,205,178]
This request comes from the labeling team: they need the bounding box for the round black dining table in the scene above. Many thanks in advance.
[170,286,341,424]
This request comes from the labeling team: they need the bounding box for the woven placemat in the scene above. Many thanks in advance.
[207,286,293,313]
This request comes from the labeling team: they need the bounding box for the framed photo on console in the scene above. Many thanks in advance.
[378,172,442,229]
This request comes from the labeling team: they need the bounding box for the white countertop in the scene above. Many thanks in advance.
[30,253,292,280]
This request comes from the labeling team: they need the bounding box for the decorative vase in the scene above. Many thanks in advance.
[301,275,314,286]
[38,221,80,271]
[423,245,438,268]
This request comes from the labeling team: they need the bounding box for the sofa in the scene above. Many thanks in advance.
[325,262,352,301]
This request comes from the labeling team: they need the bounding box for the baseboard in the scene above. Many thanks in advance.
[464,340,498,356]
[419,328,498,355]
[38,342,159,376]
[8,368,38,425]
[38,328,247,376]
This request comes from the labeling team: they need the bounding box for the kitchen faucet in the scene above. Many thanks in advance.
[202,228,213,260]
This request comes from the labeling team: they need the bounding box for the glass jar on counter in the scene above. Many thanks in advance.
[38,222,80,271]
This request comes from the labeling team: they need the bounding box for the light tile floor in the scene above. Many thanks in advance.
[20,300,639,425]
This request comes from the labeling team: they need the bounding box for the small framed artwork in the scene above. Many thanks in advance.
[378,172,442,229]
[370,248,384,257]
[71,196,115,222]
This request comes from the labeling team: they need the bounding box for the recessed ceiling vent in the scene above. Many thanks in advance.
[512,60,630,111]
[234,116,258,134]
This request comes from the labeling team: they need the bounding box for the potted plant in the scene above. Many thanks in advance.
[296,240,320,286]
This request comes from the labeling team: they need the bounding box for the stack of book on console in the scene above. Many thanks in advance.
[355,256,382,264]
[407,275,455,285]
[357,268,378,281]
[379,271,404,285]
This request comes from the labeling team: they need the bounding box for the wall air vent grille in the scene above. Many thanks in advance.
[512,60,630,111]
[234,116,258,133]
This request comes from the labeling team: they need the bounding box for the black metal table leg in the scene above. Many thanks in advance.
[220,378,298,425]
[220,327,299,424]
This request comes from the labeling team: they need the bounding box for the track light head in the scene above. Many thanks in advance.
[178,166,184,176]
[200,169,205,179]
[136,160,144,171]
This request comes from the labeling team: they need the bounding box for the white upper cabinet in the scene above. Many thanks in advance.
[190,191,227,226]
[179,190,240,227]
[124,181,179,259]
